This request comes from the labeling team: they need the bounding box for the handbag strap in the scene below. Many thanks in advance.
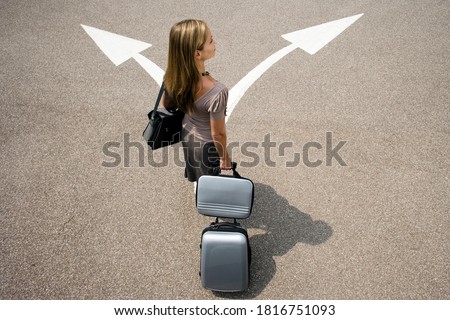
[150,83,165,115]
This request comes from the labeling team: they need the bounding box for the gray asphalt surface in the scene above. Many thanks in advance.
[1,0,449,299]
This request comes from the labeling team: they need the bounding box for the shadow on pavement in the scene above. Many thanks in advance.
[213,183,333,299]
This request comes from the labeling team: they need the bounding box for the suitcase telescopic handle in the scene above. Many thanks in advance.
[212,162,241,178]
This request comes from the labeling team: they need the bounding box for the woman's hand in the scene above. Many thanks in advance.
[220,158,232,170]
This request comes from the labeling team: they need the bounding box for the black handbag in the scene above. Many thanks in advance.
[143,84,184,150]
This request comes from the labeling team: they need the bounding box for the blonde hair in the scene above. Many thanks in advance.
[163,19,208,115]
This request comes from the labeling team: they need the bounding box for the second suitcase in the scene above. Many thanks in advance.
[200,222,251,292]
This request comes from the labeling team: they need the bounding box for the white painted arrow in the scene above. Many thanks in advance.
[282,13,364,55]
[81,13,363,121]
[81,24,164,86]
[225,13,363,121]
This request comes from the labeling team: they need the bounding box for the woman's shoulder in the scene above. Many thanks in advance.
[206,80,228,96]
[202,76,216,90]
[214,81,227,92]
[203,76,227,92]
[196,79,227,102]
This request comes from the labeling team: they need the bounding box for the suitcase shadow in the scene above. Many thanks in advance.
[212,183,333,299]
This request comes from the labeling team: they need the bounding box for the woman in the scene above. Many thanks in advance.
[162,19,232,186]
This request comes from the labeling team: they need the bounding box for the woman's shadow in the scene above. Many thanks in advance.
[213,183,333,299]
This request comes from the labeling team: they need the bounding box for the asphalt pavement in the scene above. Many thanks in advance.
[1,0,449,299]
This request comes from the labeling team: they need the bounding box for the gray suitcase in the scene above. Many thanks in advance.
[200,222,251,292]
[196,164,254,292]
[196,167,254,219]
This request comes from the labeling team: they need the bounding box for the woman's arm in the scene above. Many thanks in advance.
[210,117,232,170]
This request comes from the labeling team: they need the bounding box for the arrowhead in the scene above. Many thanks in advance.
[281,13,363,55]
[81,25,152,65]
